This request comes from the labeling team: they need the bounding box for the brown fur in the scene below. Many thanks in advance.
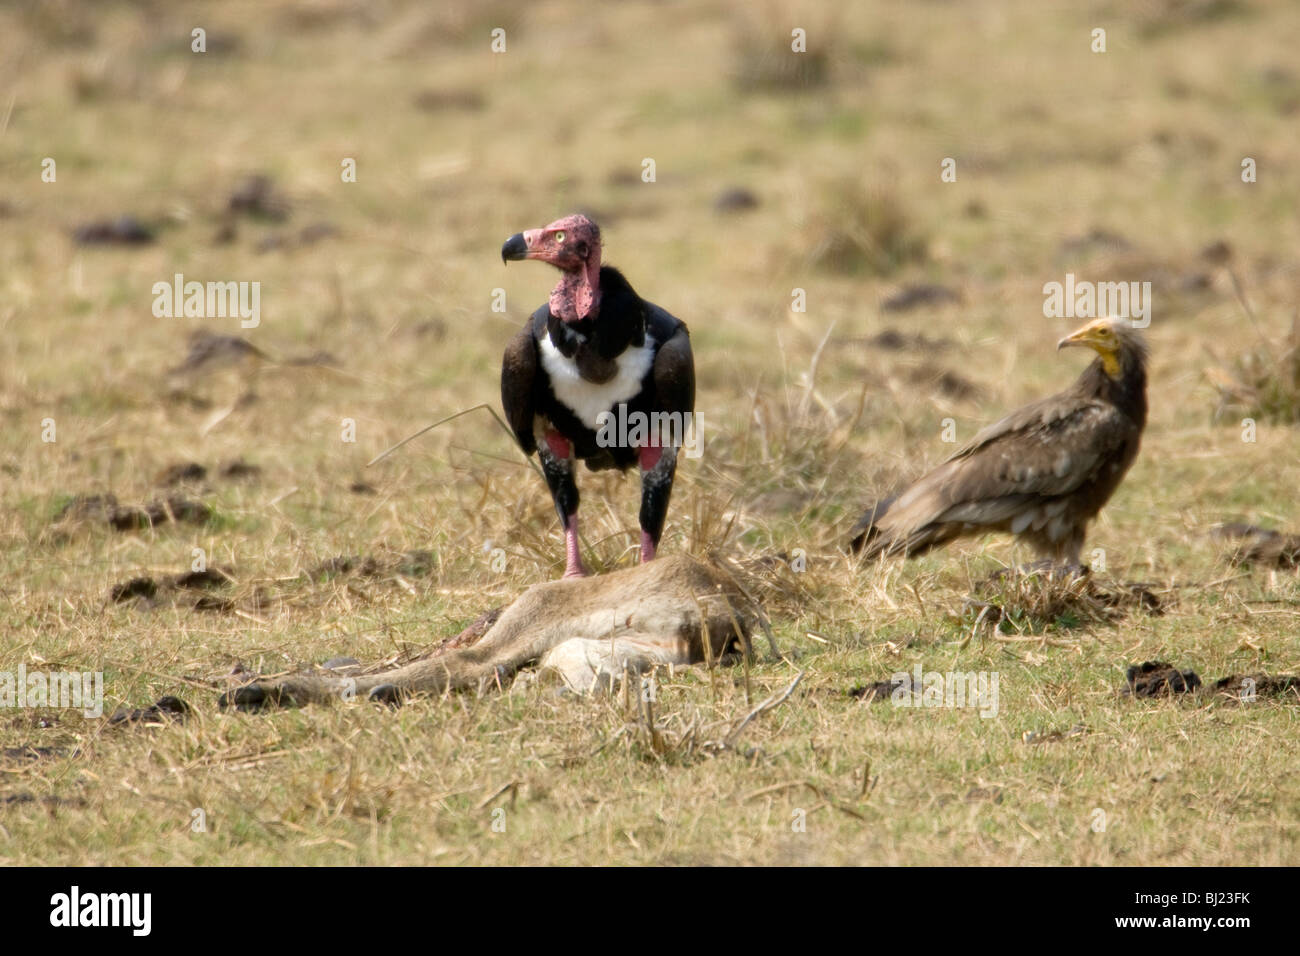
[220,555,756,709]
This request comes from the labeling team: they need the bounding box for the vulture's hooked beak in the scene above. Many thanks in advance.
[501,232,529,264]
[1057,327,1094,352]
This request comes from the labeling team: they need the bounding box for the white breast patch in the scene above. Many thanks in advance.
[538,334,657,430]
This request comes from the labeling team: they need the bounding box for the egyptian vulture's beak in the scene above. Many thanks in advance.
[1057,327,1095,351]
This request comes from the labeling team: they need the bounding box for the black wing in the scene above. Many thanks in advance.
[647,309,694,417]
[501,318,539,455]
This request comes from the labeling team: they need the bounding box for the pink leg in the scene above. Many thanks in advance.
[639,530,656,564]
[563,514,588,578]
[544,430,587,578]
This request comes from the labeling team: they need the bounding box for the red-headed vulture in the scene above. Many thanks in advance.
[500,214,695,578]
[850,317,1149,565]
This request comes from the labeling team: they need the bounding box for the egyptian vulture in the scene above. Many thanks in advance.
[849,317,1148,565]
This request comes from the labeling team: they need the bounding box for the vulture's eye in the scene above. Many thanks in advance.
[554,231,565,243]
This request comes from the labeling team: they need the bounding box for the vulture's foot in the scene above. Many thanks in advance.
[562,514,588,578]
[988,560,1090,583]
[1027,560,1088,579]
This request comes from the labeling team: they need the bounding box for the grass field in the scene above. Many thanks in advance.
[2,0,1299,865]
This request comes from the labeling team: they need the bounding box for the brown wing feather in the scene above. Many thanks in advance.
[936,398,1132,505]
[859,389,1138,555]
[946,386,1093,465]
[501,321,538,455]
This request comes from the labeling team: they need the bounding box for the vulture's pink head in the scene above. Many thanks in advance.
[501,214,602,322]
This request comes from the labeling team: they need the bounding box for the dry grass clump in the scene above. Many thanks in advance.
[1208,314,1300,424]
[710,550,817,633]
[803,179,927,277]
[961,566,1164,635]
[731,6,833,92]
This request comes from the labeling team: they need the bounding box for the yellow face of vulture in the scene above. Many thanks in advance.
[1056,317,1135,378]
